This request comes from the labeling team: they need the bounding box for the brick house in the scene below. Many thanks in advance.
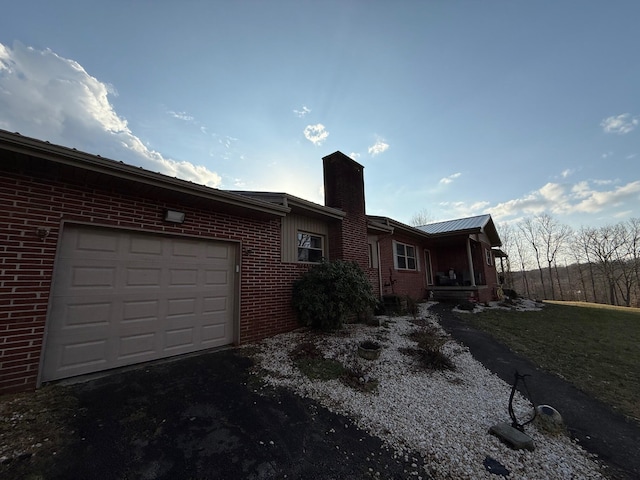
[0,130,503,394]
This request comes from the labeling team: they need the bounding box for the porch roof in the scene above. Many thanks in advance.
[416,214,502,247]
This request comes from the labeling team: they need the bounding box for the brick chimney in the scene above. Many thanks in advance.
[322,151,369,269]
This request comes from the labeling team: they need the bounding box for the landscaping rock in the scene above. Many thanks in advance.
[489,422,535,451]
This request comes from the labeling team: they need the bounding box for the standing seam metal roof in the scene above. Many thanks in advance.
[416,214,492,234]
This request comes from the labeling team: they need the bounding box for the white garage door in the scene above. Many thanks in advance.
[42,225,237,382]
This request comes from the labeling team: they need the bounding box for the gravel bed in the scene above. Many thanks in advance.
[250,303,605,480]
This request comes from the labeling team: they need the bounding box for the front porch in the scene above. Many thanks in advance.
[428,285,493,304]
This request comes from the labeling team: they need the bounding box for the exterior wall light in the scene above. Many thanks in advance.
[36,227,50,239]
[164,209,185,224]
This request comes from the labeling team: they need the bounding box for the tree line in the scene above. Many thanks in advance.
[499,214,640,307]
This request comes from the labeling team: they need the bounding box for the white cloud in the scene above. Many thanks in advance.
[560,169,573,178]
[293,105,311,118]
[349,152,360,160]
[439,172,462,184]
[601,113,638,134]
[303,123,329,145]
[488,179,640,220]
[168,110,194,122]
[0,41,221,187]
[368,140,389,156]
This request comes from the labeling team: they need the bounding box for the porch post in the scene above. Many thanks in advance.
[466,238,476,286]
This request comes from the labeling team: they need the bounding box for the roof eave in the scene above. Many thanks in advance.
[1,130,290,217]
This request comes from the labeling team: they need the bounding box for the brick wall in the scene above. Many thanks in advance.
[377,234,428,300]
[323,152,369,271]
[0,162,304,394]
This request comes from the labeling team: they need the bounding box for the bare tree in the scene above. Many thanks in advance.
[536,214,572,300]
[568,232,590,302]
[584,224,627,305]
[519,217,547,299]
[410,208,434,227]
[629,218,640,306]
[511,224,533,298]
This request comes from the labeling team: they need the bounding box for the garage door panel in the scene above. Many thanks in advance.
[60,340,109,370]
[129,236,163,255]
[125,267,164,287]
[122,300,160,323]
[164,328,195,349]
[171,239,202,257]
[70,229,120,255]
[205,269,229,285]
[43,226,236,382]
[203,296,227,313]
[206,243,231,259]
[118,333,157,359]
[53,300,111,327]
[169,268,198,286]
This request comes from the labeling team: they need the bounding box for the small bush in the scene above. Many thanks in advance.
[404,327,455,371]
[503,288,518,299]
[405,296,419,318]
[295,358,346,380]
[341,367,379,393]
[457,299,476,311]
[292,260,378,330]
[289,341,322,361]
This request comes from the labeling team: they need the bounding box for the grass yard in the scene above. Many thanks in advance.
[465,301,640,424]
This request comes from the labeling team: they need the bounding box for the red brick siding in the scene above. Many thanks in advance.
[0,167,305,394]
[377,234,429,300]
[323,153,369,270]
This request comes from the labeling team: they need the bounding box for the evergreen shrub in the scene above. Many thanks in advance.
[292,260,378,330]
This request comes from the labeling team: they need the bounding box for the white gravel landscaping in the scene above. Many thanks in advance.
[249,303,605,480]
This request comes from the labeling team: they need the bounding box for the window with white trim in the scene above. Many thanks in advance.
[486,248,493,266]
[297,232,324,263]
[394,241,417,270]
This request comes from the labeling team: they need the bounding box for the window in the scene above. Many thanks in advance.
[486,248,493,266]
[395,242,417,270]
[297,232,324,263]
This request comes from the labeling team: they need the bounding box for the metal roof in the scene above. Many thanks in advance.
[416,214,502,247]
[416,214,492,234]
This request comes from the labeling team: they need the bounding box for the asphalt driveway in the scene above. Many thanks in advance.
[4,304,639,479]
[4,349,424,480]
[431,303,640,480]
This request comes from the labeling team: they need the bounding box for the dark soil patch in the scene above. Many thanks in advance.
[1,349,428,480]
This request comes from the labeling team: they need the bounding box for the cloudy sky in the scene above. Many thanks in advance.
[1,1,638,228]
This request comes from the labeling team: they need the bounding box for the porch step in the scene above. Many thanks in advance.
[430,290,474,303]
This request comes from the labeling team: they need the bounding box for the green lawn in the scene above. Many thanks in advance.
[465,301,640,424]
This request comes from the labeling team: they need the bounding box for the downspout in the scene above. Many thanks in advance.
[377,240,383,297]
[467,237,476,287]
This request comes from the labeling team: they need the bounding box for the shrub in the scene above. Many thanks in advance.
[457,299,476,311]
[403,327,455,371]
[405,295,419,318]
[503,288,518,299]
[292,260,378,330]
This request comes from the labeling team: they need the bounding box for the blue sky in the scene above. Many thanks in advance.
[1,1,638,229]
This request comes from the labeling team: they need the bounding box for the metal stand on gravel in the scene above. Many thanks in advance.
[508,370,537,432]
[488,369,536,451]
